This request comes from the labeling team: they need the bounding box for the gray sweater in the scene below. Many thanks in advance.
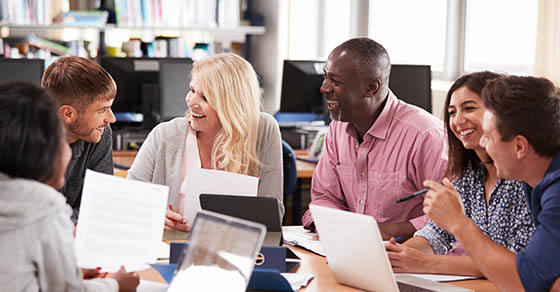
[128,112,285,216]
[0,173,118,292]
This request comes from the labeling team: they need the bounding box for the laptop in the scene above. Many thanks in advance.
[309,205,473,292]
[199,194,283,246]
[169,209,266,292]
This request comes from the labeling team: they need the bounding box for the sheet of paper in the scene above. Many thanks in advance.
[75,170,169,272]
[281,273,315,291]
[158,241,170,260]
[182,168,258,226]
[282,226,326,256]
[137,280,169,292]
[396,273,478,282]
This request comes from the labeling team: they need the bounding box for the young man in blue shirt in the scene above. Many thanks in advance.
[42,56,117,223]
[422,75,560,292]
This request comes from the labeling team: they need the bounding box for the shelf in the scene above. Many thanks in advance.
[1,23,266,35]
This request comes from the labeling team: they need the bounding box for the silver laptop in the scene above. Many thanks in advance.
[199,194,282,246]
[309,205,473,292]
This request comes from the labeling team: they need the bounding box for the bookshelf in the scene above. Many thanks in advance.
[1,0,265,59]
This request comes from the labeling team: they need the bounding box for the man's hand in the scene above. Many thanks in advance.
[422,178,468,234]
[386,240,434,273]
[164,209,190,232]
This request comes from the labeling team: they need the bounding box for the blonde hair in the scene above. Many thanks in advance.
[187,53,261,176]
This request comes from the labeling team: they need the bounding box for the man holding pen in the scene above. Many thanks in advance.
[423,75,560,291]
[301,38,447,240]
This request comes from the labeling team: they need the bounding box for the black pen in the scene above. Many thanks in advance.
[395,188,429,203]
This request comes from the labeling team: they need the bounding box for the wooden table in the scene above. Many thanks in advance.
[293,149,317,179]
[139,244,498,292]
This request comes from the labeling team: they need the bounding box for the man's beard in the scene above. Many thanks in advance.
[68,118,95,139]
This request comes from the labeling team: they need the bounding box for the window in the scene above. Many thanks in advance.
[369,0,448,72]
[464,0,537,75]
[286,0,538,80]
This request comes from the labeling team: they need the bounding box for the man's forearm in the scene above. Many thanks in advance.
[452,219,523,292]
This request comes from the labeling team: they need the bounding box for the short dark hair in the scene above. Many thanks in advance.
[482,75,560,157]
[339,37,391,82]
[0,81,64,182]
[41,56,116,111]
[444,71,502,178]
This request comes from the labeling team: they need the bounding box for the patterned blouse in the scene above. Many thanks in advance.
[415,162,535,254]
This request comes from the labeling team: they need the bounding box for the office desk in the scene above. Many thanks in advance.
[139,245,499,292]
[293,149,317,179]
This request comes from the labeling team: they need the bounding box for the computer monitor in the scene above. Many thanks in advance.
[389,64,432,113]
[99,57,193,130]
[279,60,326,114]
[0,58,44,86]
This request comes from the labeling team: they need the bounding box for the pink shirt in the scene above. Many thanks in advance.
[302,92,447,230]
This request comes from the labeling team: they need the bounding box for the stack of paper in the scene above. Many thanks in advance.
[282,226,326,257]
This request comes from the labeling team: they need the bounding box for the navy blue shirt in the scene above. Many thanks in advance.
[416,162,534,254]
[517,151,560,291]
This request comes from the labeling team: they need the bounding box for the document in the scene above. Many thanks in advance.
[182,168,258,226]
[282,226,326,256]
[75,170,169,272]
[137,280,168,292]
[396,273,479,282]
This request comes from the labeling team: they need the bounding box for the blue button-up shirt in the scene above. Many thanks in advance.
[517,151,560,292]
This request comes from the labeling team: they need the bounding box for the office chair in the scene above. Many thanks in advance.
[282,140,302,225]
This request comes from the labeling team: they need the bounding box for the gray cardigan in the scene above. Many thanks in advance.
[128,112,285,216]
[0,173,118,292]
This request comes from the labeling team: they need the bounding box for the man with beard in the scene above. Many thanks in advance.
[301,38,447,240]
[42,56,117,223]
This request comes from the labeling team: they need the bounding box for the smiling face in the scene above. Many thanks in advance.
[186,76,222,135]
[480,110,518,179]
[448,86,486,151]
[321,47,370,123]
[67,98,116,143]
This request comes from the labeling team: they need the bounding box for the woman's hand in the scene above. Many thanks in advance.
[422,178,468,234]
[81,267,107,279]
[164,209,190,232]
[385,239,434,273]
[113,266,140,292]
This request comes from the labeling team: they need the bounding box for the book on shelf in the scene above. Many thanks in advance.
[57,10,109,27]
[112,0,240,28]
[0,0,56,25]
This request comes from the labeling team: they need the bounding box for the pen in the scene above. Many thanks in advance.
[168,204,178,225]
[395,188,429,203]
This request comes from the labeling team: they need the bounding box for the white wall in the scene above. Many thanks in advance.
[251,0,289,114]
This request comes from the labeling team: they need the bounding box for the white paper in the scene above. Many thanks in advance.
[137,280,169,292]
[282,226,326,256]
[281,273,315,291]
[157,241,170,260]
[75,170,169,272]
[182,168,258,226]
[396,273,478,282]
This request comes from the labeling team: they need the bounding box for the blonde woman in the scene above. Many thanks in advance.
[128,53,283,232]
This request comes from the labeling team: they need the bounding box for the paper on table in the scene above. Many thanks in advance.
[75,170,169,272]
[137,280,168,292]
[396,273,478,282]
[157,241,170,260]
[281,273,315,291]
[282,226,326,256]
[182,168,258,226]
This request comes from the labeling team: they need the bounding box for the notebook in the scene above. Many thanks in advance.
[199,194,283,246]
[309,205,473,292]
